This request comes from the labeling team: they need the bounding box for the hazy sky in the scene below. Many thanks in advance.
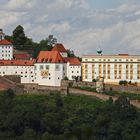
[1,0,140,56]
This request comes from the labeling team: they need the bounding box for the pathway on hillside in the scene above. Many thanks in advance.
[70,88,140,109]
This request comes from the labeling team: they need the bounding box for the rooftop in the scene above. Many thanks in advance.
[0,39,12,45]
[37,51,65,63]
[52,43,67,52]
[65,57,81,65]
[0,60,35,66]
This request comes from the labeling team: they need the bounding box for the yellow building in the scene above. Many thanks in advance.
[82,54,140,85]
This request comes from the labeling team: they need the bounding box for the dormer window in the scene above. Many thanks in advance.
[50,59,52,62]
[41,58,44,62]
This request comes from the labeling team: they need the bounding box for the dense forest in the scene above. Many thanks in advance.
[5,25,75,58]
[0,89,139,140]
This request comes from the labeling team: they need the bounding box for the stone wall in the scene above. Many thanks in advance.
[105,84,140,94]
[4,75,21,83]
[61,80,140,94]
[61,80,96,88]
[23,84,61,94]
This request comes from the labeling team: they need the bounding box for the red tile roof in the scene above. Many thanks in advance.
[65,57,81,65]
[0,39,12,45]
[52,43,67,52]
[0,59,35,66]
[37,51,65,63]
[14,54,30,60]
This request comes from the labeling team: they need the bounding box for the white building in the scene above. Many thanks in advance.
[34,51,65,87]
[34,44,81,86]
[0,60,35,83]
[82,54,140,85]
[66,58,81,80]
[0,38,81,87]
[0,29,13,60]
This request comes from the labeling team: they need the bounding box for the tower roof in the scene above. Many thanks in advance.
[0,39,12,45]
[52,43,67,52]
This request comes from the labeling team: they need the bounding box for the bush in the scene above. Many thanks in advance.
[92,79,96,83]
[119,80,128,86]
[63,76,69,80]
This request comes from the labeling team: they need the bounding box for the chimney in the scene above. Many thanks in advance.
[0,29,5,41]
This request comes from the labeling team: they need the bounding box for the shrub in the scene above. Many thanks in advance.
[63,76,69,80]
[92,79,96,83]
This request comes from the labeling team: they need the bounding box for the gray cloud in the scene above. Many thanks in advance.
[0,0,140,56]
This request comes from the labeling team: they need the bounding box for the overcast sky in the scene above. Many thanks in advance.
[1,0,140,56]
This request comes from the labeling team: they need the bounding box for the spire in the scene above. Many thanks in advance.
[0,29,5,41]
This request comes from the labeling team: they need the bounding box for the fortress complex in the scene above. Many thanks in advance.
[0,29,81,87]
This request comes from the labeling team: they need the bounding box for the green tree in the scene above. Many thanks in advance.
[12,25,26,49]
[67,49,75,57]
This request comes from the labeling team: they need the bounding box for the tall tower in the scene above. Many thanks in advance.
[0,29,5,41]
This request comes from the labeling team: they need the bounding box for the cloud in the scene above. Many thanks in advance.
[0,0,140,56]
[5,0,37,10]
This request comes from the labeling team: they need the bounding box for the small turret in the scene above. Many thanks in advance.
[0,29,5,41]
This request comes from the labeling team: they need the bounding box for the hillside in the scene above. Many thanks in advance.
[0,90,139,140]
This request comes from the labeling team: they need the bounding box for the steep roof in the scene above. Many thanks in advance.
[65,57,81,65]
[37,51,65,63]
[52,43,67,52]
[0,39,12,45]
[0,59,35,66]
[14,54,31,60]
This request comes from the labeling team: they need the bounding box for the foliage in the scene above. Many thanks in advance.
[67,49,75,57]
[63,76,69,80]
[5,25,80,59]
[105,90,140,100]
[0,90,139,140]
[12,25,26,49]
[119,80,128,86]
[92,79,96,82]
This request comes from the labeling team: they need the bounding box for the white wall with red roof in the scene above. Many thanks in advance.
[0,40,13,60]
[34,63,64,87]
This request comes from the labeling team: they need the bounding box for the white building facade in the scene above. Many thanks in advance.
[0,60,35,83]
[0,29,81,87]
[82,54,140,85]
[0,29,13,60]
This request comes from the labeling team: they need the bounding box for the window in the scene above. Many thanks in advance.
[34,66,37,70]
[49,77,51,79]
[58,77,60,79]
[40,65,43,70]
[55,65,60,71]
[72,71,74,73]
[77,71,79,73]
[45,65,49,69]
